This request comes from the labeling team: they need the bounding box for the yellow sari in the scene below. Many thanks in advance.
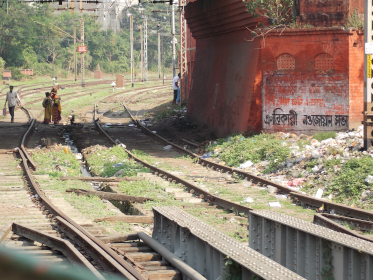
[52,95,62,124]
[42,97,52,124]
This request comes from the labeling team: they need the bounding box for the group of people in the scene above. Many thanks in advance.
[42,87,62,124]
[3,85,61,124]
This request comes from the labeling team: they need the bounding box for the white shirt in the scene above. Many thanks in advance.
[172,76,179,90]
[6,91,20,107]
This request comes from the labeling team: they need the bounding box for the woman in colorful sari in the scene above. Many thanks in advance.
[42,92,52,124]
[51,88,62,124]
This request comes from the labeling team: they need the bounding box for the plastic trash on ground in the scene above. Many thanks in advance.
[163,145,172,150]
[242,197,254,203]
[239,160,253,169]
[365,175,373,184]
[268,201,281,207]
[315,188,323,199]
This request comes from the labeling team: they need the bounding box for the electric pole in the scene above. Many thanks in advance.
[171,1,176,78]
[162,37,164,85]
[141,25,144,82]
[52,40,55,78]
[80,17,85,87]
[364,0,373,149]
[144,17,148,82]
[74,26,77,81]
[158,32,161,79]
[130,14,134,87]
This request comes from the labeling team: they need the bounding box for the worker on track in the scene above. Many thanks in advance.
[4,86,21,123]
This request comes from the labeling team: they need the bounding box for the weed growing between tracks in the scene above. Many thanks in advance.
[84,146,150,177]
[32,149,82,177]
[31,147,136,233]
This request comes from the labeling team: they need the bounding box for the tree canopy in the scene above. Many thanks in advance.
[0,2,178,78]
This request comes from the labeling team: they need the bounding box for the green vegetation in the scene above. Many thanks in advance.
[245,0,294,25]
[312,131,336,142]
[85,146,150,177]
[0,2,177,77]
[324,156,373,206]
[32,149,81,177]
[345,9,363,29]
[206,133,290,173]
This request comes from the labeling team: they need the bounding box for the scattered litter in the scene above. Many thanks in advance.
[330,209,336,215]
[267,185,278,194]
[17,165,21,169]
[239,160,253,169]
[163,145,172,150]
[287,178,306,187]
[315,188,324,199]
[128,124,135,127]
[102,199,108,203]
[152,131,157,134]
[268,201,281,207]
[117,143,126,148]
[75,153,83,160]
[275,194,288,200]
[228,217,237,223]
[242,197,254,203]
[365,175,373,184]
[112,163,123,168]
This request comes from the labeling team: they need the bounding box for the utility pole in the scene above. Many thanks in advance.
[52,40,55,78]
[364,0,373,149]
[179,0,188,105]
[130,14,134,87]
[158,32,161,79]
[140,25,143,82]
[74,26,77,81]
[144,17,148,82]
[80,17,85,87]
[171,1,176,78]
[162,37,164,85]
[71,0,74,13]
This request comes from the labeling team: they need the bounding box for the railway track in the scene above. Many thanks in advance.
[118,101,373,236]
[0,83,199,280]
[4,79,372,279]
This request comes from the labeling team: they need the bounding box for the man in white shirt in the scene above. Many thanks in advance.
[4,86,21,123]
[172,73,180,105]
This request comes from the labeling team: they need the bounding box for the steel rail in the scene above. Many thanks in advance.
[313,214,373,242]
[122,103,373,222]
[94,104,253,215]
[17,108,148,280]
[4,223,105,280]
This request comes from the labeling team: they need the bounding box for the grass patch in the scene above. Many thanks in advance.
[312,131,336,142]
[84,146,150,177]
[206,133,290,172]
[324,155,373,208]
[32,149,82,177]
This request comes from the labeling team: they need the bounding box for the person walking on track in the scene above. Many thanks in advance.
[172,73,180,105]
[4,86,21,123]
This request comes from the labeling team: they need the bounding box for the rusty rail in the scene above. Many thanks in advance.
[122,102,373,222]
[18,106,147,280]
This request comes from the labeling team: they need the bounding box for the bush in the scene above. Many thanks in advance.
[325,156,373,206]
[7,67,24,81]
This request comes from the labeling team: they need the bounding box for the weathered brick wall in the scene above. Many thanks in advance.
[348,31,364,129]
[185,0,264,137]
[262,29,354,133]
[297,0,363,26]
